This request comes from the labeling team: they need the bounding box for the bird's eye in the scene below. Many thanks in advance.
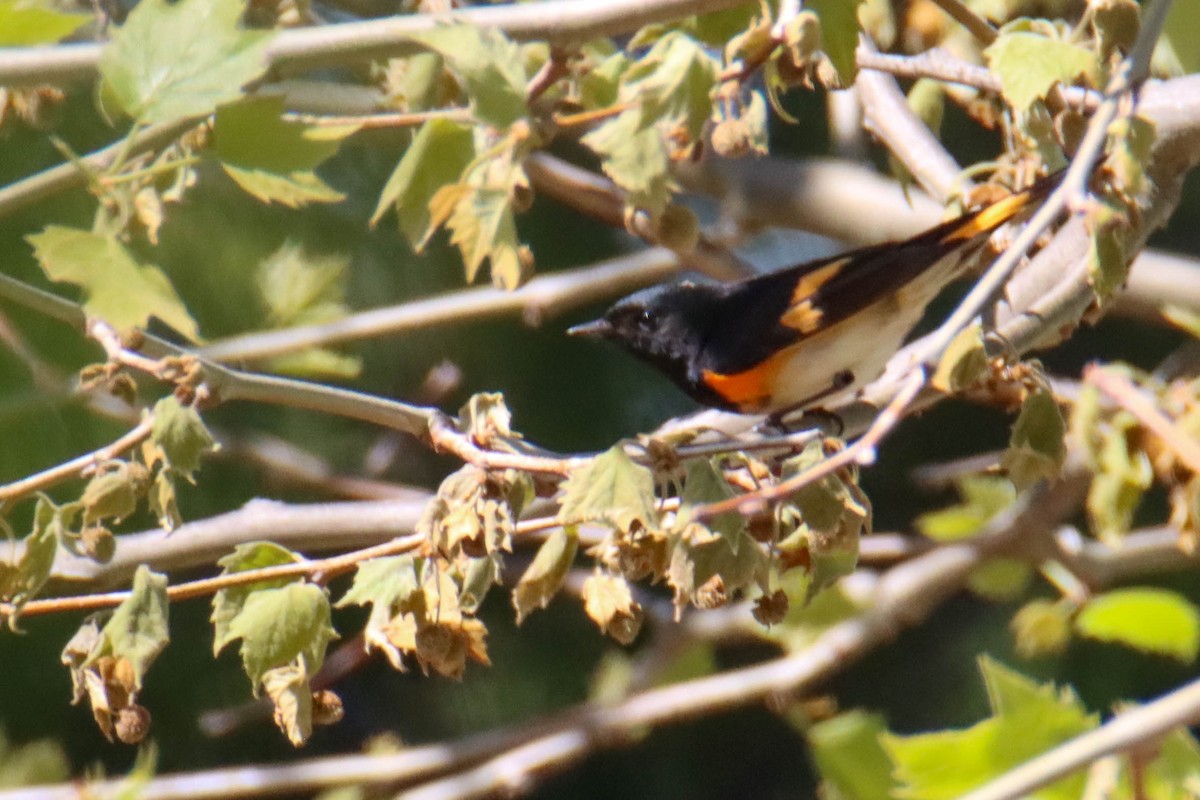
[639,309,658,328]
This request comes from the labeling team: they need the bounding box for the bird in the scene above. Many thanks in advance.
[568,174,1060,416]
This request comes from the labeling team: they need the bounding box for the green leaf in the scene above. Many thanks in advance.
[1075,588,1200,662]
[371,118,475,244]
[445,185,526,289]
[1133,724,1200,797]
[558,445,657,531]
[214,95,351,207]
[808,711,898,800]
[3,498,62,616]
[883,657,1096,800]
[985,31,1097,111]
[0,0,89,45]
[1086,413,1152,541]
[624,32,718,141]
[27,226,199,338]
[581,109,671,214]
[256,242,351,327]
[1088,209,1130,301]
[151,396,216,481]
[225,582,336,688]
[1161,0,1200,75]
[99,0,271,124]
[512,526,579,624]
[1002,389,1066,489]
[917,476,1016,541]
[679,459,744,544]
[808,0,865,85]
[211,542,304,655]
[92,566,170,690]
[336,555,422,611]
[406,23,527,129]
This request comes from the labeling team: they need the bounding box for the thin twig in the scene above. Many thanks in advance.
[0,417,154,505]
[927,0,998,44]
[1084,364,1200,474]
[7,533,424,619]
[959,676,1200,800]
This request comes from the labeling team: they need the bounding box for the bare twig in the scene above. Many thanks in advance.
[0,0,754,87]
[1084,364,1200,474]
[0,417,154,505]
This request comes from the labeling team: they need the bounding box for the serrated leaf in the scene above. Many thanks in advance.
[512,526,578,624]
[216,95,353,172]
[625,32,718,140]
[679,459,744,544]
[214,95,351,207]
[1003,390,1066,489]
[371,119,475,244]
[808,711,898,800]
[0,0,89,45]
[92,566,169,690]
[446,186,525,289]
[1076,588,1200,662]
[985,31,1096,111]
[212,542,304,655]
[406,23,527,129]
[225,582,336,689]
[256,242,351,328]
[558,445,657,531]
[221,164,345,208]
[883,657,1096,800]
[335,555,422,611]
[151,396,216,481]
[27,226,198,338]
[581,110,672,214]
[1087,414,1152,541]
[98,0,271,124]
[808,0,864,85]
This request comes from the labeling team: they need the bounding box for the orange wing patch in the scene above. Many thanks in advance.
[789,260,845,304]
[701,346,798,411]
[779,299,824,333]
[939,190,1033,244]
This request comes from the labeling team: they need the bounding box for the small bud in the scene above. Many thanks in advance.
[115,704,151,744]
[654,204,700,254]
[81,526,116,564]
[312,690,345,726]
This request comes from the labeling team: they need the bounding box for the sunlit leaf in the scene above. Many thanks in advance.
[28,226,199,338]
[211,542,304,655]
[90,566,170,690]
[985,31,1096,111]
[1002,389,1066,489]
[809,711,898,800]
[406,23,527,129]
[99,0,271,124]
[151,396,216,481]
[370,118,475,244]
[558,445,657,531]
[512,526,578,624]
[808,0,864,85]
[0,0,89,45]
[225,582,336,689]
[1076,588,1200,662]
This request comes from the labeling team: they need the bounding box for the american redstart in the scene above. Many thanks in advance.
[569,173,1062,415]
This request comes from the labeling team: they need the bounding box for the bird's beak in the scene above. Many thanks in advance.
[567,318,614,338]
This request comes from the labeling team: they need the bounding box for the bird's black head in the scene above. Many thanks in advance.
[568,281,725,395]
